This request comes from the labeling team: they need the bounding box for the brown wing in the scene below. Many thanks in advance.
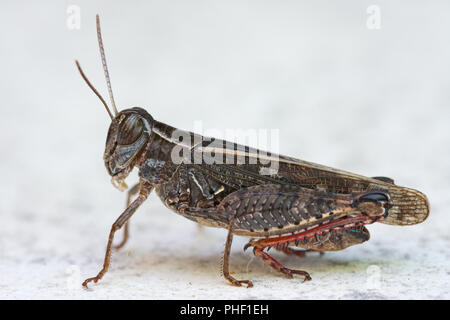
[275,155,429,225]
[193,141,429,226]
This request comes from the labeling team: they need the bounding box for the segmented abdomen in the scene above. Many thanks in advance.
[219,184,354,237]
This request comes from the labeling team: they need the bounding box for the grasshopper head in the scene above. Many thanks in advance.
[75,16,156,191]
[104,107,153,190]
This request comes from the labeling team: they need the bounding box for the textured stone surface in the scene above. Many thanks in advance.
[1,0,449,299]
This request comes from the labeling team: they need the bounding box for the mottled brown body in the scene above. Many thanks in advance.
[76,16,429,288]
[86,108,428,287]
[144,117,427,232]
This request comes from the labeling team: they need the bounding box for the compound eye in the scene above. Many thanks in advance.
[117,114,144,145]
[359,192,389,202]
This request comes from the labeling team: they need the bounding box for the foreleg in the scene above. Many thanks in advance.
[114,183,140,250]
[82,180,153,288]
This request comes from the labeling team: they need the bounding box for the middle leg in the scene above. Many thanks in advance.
[222,226,253,288]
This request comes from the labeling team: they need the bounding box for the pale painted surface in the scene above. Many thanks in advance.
[0,0,449,299]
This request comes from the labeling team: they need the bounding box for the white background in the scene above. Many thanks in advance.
[1,0,449,299]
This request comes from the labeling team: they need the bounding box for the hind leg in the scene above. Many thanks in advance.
[277,246,325,257]
[246,240,311,281]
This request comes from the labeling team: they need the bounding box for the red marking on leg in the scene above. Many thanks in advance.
[254,215,378,249]
[277,246,307,257]
[253,247,311,281]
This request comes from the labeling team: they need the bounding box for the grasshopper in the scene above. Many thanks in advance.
[76,16,429,288]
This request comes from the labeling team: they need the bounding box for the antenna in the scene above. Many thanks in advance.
[96,14,119,116]
[75,60,114,120]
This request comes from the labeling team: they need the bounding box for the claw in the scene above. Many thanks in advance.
[281,267,312,282]
[82,277,98,288]
[303,274,312,282]
[82,271,106,288]
[229,279,254,288]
